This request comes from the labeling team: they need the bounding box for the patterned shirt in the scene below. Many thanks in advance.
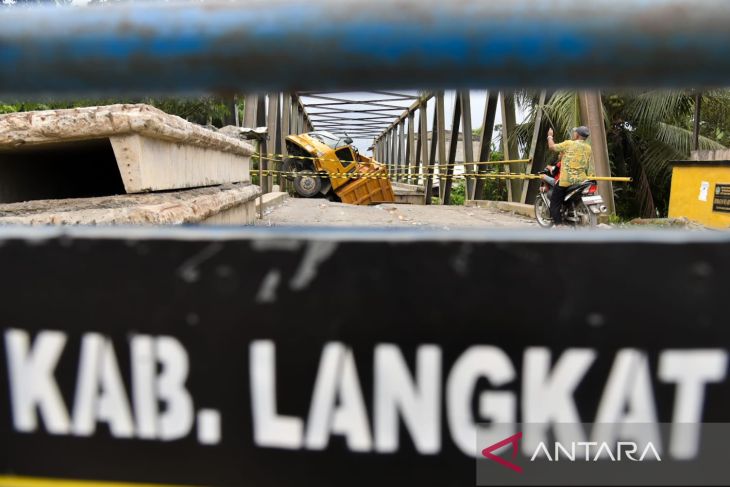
[551,140,591,187]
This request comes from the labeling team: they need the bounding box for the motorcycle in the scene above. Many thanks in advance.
[534,167,608,227]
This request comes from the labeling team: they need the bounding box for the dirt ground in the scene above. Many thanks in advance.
[255,198,537,229]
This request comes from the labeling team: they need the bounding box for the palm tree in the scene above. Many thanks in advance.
[510,90,728,218]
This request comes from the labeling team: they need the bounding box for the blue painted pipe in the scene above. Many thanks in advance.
[0,0,729,95]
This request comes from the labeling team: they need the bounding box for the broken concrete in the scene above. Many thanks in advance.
[391,182,426,205]
[465,200,536,218]
[0,104,254,200]
[255,191,289,214]
[0,183,260,225]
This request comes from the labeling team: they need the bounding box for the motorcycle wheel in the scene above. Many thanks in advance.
[576,203,599,227]
[534,195,553,228]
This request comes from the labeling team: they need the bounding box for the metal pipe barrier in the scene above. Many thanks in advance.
[2,0,730,96]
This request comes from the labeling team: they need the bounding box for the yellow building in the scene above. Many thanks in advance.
[669,151,730,229]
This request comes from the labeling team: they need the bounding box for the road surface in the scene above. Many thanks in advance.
[256,198,536,229]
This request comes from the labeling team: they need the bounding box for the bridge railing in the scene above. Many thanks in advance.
[3,0,727,207]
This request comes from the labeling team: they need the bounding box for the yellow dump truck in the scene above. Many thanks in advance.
[284,131,395,205]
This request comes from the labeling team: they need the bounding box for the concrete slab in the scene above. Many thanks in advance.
[0,104,254,198]
[391,181,426,205]
[0,183,260,225]
[255,192,288,214]
[465,200,536,218]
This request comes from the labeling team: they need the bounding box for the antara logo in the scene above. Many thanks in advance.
[482,432,662,473]
[481,432,524,473]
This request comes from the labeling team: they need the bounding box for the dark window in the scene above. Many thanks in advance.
[335,147,355,166]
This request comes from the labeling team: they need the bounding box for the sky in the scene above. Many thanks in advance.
[300,90,520,158]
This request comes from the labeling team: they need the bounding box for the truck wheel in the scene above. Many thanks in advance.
[293,170,322,198]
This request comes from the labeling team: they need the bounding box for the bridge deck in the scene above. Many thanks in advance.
[256,197,536,229]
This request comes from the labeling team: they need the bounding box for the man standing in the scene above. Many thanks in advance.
[546,126,591,225]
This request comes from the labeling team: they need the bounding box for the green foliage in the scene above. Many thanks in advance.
[608,214,626,224]
[692,90,730,147]
[510,90,730,219]
[442,147,509,205]
[143,97,235,127]
[0,97,239,128]
[448,182,466,206]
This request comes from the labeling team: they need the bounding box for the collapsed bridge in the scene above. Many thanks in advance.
[1,1,730,486]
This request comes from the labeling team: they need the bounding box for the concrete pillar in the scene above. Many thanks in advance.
[578,90,615,214]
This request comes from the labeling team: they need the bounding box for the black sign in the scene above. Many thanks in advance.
[1,229,730,486]
[713,183,730,213]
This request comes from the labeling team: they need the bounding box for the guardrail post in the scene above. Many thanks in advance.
[424,98,438,204]
[385,130,392,174]
[460,91,475,202]
[474,92,498,200]
[280,93,291,192]
[396,120,405,183]
[418,100,429,187]
[407,111,415,184]
[242,94,260,191]
[390,125,398,180]
[579,90,616,214]
[264,92,279,194]
[500,92,521,202]
[390,125,397,181]
[436,92,447,204]
[443,93,462,205]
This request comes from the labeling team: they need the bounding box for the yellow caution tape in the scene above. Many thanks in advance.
[254,169,632,183]
[252,154,631,182]
[253,152,530,168]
